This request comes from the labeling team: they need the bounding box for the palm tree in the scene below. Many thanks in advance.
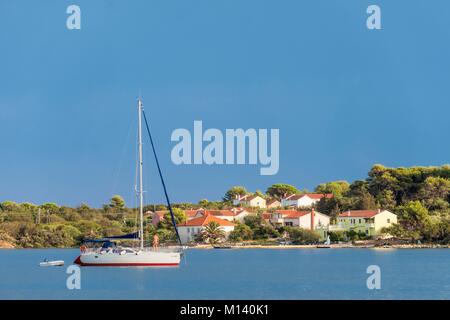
[201,221,226,244]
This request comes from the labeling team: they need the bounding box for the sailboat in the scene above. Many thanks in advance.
[74,98,182,267]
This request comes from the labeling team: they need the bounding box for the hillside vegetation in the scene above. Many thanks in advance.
[1,164,450,248]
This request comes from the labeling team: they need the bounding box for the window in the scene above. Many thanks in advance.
[387,219,390,223]
[187,228,190,233]
[359,219,362,224]
[285,222,293,226]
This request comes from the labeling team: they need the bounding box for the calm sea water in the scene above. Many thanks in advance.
[0,248,449,299]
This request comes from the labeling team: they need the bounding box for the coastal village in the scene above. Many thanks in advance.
[148,192,398,246]
[1,165,450,249]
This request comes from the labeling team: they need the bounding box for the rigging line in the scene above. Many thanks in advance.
[141,109,183,247]
[133,123,139,237]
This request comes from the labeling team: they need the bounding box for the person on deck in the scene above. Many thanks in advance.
[152,233,159,250]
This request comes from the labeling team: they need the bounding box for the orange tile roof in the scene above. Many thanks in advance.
[185,209,203,217]
[284,212,310,219]
[274,209,305,215]
[178,214,236,227]
[306,193,334,199]
[272,210,311,218]
[205,210,236,216]
[262,213,272,220]
[284,193,333,200]
[338,210,380,218]
[283,194,303,200]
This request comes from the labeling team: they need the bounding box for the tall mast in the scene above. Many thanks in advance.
[138,98,144,250]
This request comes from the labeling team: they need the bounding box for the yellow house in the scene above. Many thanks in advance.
[266,199,281,209]
[233,194,266,208]
[324,209,397,237]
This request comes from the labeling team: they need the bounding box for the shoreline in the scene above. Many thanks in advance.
[0,241,15,249]
[1,242,449,250]
[189,244,450,249]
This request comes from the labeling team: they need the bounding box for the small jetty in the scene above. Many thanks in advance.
[213,245,232,249]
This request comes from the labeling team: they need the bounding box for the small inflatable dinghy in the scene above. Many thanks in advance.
[39,259,64,267]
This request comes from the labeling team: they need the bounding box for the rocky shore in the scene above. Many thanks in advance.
[0,241,15,249]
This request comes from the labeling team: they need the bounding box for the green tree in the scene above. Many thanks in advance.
[109,195,125,211]
[421,215,450,243]
[347,181,377,210]
[20,202,38,212]
[40,203,60,214]
[198,199,210,207]
[163,208,187,226]
[223,186,248,202]
[285,227,320,244]
[418,176,450,210]
[200,222,226,244]
[367,164,399,198]
[395,200,430,236]
[315,181,350,198]
[328,231,346,242]
[228,223,253,242]
[376,189,396,210]
[243,215,263,229]
[76,203,91,214]
[266,184,299,200]
[345,230,370,241]
[0,201,20,212]
[252,223,279,240]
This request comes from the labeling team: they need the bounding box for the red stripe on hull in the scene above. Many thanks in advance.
[73,256,179,267]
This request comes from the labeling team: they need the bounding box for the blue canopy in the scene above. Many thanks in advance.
[83,232,139,243]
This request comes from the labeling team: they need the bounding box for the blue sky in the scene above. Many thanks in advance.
[1,0,450,207]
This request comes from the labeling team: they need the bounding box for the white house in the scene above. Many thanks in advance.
[177,214,236,244]
[269,209,330,229]
[233,194,266,208]
[281,193,333,208]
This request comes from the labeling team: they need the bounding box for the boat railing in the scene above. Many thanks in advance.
[81,245,183,254]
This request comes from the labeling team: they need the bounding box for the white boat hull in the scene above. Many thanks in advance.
[40,260,65,267]
[75,250,181,267]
